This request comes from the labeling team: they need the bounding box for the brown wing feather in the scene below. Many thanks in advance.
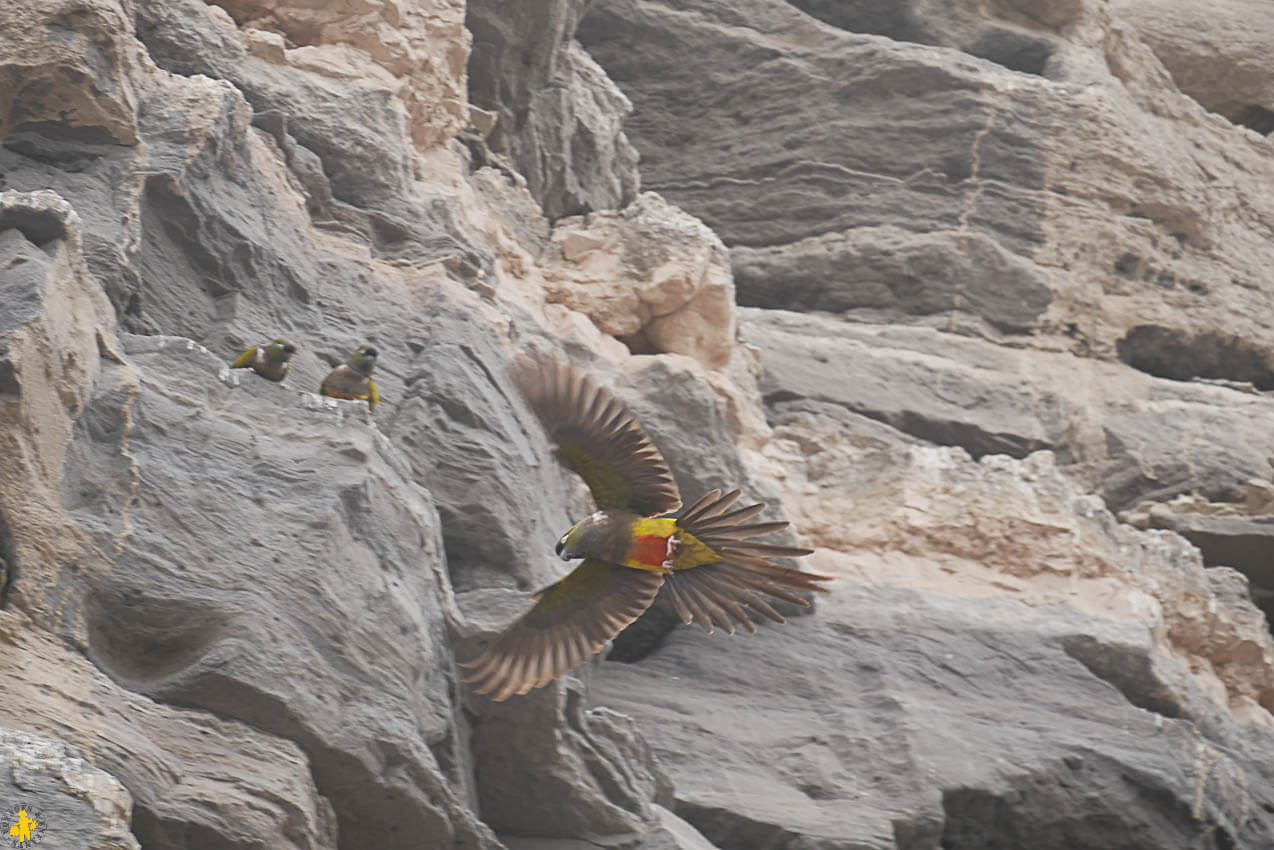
[518,357,681,515]
[461,559,665,701]
[666,490,830,633]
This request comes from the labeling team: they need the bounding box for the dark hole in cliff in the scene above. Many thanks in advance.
[130,806,242,850]
[607,598,681,662]
[1060,635,1182,718]
[1164,524,1274,641]
[1113,252,1139,278]
[967,28,1053,76]
[85,584,228,683]
[1116,326,1274,390]
[784,0,927,42]
[0,203,68,247]
[0,509,14,609]
[783,3,1052,76]
[677,801,809,850]
[1233,105,1274,136]
[2,121,122,169]
[617,328,659,357]
[0,360,19,402]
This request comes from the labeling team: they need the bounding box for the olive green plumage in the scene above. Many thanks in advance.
[461,357,831,701]
[320,344,380,411]
[231,338,297,382]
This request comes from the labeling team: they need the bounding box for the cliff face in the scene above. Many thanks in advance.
[1,0,1273,849]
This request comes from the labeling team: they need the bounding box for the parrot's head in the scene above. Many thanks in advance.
[348,344,379,375]
[266,338,297,362]
[555,511,621,561]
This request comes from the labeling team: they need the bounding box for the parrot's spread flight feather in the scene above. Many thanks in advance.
[460,559,665,701]
[519,358,681,515]
[461,357,830,701]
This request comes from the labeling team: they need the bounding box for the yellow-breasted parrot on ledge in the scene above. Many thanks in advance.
[320,344,380,411]
[231,337,297,382]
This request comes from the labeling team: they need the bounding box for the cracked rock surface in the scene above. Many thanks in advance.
[2,0,1274,847]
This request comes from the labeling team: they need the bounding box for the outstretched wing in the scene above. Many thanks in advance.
[231,346,260,369]
[664,489,830,635]
[461,559,664,701]
[518,358,681,515]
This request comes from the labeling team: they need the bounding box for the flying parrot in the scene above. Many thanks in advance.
[320,344,380,411]
[230,337,297,382]
[462,358,831,701]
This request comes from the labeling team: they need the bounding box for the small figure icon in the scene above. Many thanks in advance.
[8,809,37,844]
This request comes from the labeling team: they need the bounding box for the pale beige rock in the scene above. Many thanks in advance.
[209,0,470,149]
[544,193,736,369]
[1112,0,1274,128]
[758,423,1274,724]
[0,0,145,143]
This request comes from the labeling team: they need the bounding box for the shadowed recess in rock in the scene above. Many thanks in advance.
[0,509,13,609]
[0,200,68,248]
[1116,326,1274,391]
[786,0,1057,76]
[938,757,1241,850]
[1060,634,1183,718]
[1233,105,1274,136]
[86,583,230,683]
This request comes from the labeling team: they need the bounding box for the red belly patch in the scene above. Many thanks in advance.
[629,534,674,568]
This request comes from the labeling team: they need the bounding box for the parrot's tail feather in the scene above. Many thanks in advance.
[722,541,817,558]
[693,520,790,540]
[694,501,768,528]
[665,489,831,633]
[677,489,723,524]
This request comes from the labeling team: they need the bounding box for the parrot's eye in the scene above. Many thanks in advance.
[282,344,296,354]
[363,346,379,358]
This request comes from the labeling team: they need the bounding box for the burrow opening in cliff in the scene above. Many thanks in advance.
[1233,105,1274,136]
[1166,525,1274,642]
[784,1,1054,76]
[0,508,14,610]
[1115,326,1274,391]
[938,777,1235,850]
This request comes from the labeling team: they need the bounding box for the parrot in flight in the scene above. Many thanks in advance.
[230,338,297,382]
[462,358,831,701]
[320,344,380,411]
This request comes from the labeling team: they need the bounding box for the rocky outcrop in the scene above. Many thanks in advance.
[3,0,1274,848]
[579,0,1274,383]
[0,727,139,850]
[545,194,736,369]
[465,0,639,218]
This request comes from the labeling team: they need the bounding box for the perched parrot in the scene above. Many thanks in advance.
[320,344,380,411]
[230,337,297,382]
[462,358,831,701]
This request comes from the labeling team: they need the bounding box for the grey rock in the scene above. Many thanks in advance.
[732,229,1052,333]
[500,804,720,850]
[1149,512,1274,624]
[467,0,640,217]
[741,308,1274,511]
[590,584,1274,850]
[65,334,497,850]
[580,0,1274,385]
[578,0,1050,332]
[0,727,139,850]
[7,0,1274,847]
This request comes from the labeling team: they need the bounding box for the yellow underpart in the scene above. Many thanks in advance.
[622,517,721,572]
